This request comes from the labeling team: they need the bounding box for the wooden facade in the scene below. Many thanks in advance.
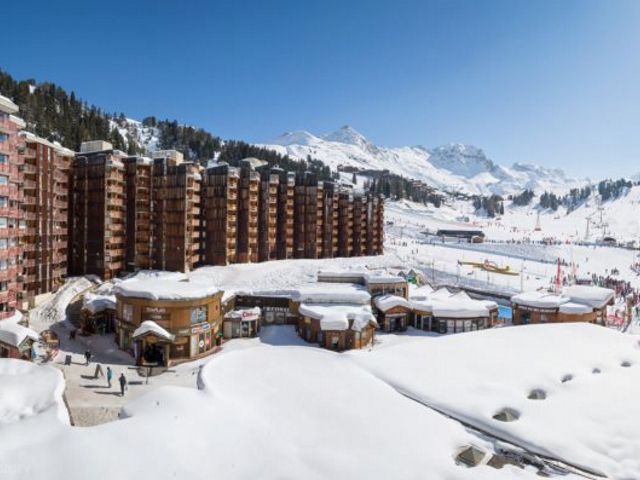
[293,172,318,259]
[69,142,127,280]
[124,156,152,270]
[115,291,223,365]
[297,315,376,351]
[275,170,295,260]
[149,155,201,272]
[18,134,72,302]
[512,305,598,325]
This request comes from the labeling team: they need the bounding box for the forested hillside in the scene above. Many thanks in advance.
[0,68,441,204]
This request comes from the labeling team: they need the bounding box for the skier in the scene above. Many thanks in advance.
[106,367,113,388]
[84,349,92,366]
[119,373,127,396]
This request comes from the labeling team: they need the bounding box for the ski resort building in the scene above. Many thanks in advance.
[19,132,73,304]
[511,286,615,325]
[113,279,223,365]
[148,151,202,272]
[69,141,127,280]
[291,283,378,351]
[0,96,28,318]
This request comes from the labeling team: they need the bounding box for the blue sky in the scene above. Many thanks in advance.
[1,0,639,177]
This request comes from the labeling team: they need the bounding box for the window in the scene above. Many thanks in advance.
[0,239,6,250]
[0,176,7,185]
[0,134,8,142]
[0,259,7,271]
[0,217,7,228]
[191,306,208,324]
[0,197,7,207]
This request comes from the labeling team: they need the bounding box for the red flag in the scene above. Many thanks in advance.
[556,259,562,293]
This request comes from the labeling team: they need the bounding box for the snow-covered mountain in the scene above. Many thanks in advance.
[261,126,588,196]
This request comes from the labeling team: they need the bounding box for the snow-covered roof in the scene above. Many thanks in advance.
[559,302,594,315]
[317,268,367,279]
[429,288,453,300]
[114,280,220,301]
[132,321,175,341]
[408,284,434,300]
[298,303,377,331]
[451,291,472,301]
[0,312,39,348]
[374,294,411,312]
[511,291,570,309]
[0,94,19,114]
[364,273,407,285]
[82,292,116,314]
[293,283,370,305]
[431,301,491,319]
[562,285,615,309]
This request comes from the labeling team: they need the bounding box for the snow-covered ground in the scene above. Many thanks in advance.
[3,324,640,479]
[385,198,640,293]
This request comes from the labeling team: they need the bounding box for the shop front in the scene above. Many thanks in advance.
[113,280,223,366]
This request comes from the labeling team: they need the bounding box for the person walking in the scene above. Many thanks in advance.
[106,367,113,388]
[84,349,92,366]
[118,373,127,396]
[94,363,104,379]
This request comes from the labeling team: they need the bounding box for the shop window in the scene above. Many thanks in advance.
[191,305,208,324]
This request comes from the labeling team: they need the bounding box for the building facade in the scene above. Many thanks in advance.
[69,141,127,280]
[0,95,25,318]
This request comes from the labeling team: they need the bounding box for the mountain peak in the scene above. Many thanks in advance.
[321,125,370,147]
[269,130,320,147]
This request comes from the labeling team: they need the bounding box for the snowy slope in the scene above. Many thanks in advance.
[260,126,588,196]
[0,345,546,480]
[348,323,640,479]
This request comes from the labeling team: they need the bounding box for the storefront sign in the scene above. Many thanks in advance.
[191,323,211,334]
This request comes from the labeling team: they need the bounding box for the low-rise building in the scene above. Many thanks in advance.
[511,286,614,325]
[113,279,223,365]
[292,283,377,351]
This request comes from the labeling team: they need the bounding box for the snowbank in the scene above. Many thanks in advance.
[348,323,640,479]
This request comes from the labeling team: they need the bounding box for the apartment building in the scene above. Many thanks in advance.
[236,159,260,263]
[19,132,73,303]
[124,155,153,270]
[275,170,295,260]
[257,167,279,262]
[69,141,127,280]
[0,95,25,318]
[201,163,239,266]
[149,151,201,272]
[293,172,318,259]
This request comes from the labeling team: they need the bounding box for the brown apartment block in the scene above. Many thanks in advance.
[19,133,73,302]
[293,172,318,259]
[236,158,260,263]
[71,145,384,277]
[337,191,354,258]
[257,167,279,262]
[149,151,201,272]
[201,162,239,265]
[275,170,295,260]
[69,141,127,280]
[124,156,152,270]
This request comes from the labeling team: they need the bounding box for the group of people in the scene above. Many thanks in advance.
[84,349,128,396]
[592,274,638,301]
